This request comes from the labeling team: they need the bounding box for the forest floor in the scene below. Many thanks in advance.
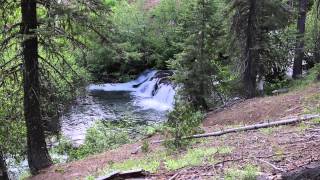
[31,84,320,180]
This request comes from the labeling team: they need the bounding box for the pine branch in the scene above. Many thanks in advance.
[0,53,21,70]
[1,22,21,34]
[0,32,19,51]
[38,55,74,88]
[53,27,87,49]
[39,38,82,79]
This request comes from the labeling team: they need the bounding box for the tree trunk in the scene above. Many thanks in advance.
[293,0,307,79]
[243,0,258,98]
[21,0,52,174]
[0,152,9,180]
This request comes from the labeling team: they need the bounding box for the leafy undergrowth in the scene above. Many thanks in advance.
[86,146,232,179]
[288,64,320,90]
[51,118,166,161]
[225,165,260,180]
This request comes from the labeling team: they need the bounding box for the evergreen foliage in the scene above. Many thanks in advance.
[228,0,291,97]
[169,0,225,109]
[1,0,320,176]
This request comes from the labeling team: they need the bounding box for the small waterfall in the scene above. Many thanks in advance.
[88,70,176,111]
[134,84,175,111]
[61,69,175,146]
[88,70,157,92]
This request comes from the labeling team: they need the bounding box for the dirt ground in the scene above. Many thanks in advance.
[203,86,319,127]
[151,122,320,179]
[31,84,320,180]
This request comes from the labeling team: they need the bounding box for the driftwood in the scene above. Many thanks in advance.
[96,169,150,180]
[281,161,320,180]
[153,114,320,144]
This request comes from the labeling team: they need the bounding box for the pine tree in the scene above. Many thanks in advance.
[170,0,224,110]
[293,0,308,78]
[229,0,290,97]
[1,0,111,174]
[313,0,320,63]
[21,0,53,173]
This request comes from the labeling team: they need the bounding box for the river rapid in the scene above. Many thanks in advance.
[61,69,176,146]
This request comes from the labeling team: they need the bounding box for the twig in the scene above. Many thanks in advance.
[168,172,180,180]
[256,158,284,172]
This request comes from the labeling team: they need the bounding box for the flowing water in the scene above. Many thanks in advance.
[9,70,175,179]
[61,69,175,146]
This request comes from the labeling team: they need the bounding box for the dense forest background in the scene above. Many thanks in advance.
[1,0,320,179]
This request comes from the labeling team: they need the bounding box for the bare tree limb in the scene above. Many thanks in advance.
[255,158,284,172]
[153,114,320,144]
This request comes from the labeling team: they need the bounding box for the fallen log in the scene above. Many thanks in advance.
[281,161,320,180]
[153,114,320,144]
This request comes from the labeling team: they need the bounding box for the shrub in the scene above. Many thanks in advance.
[289,64,320,90]
[165,102,204,150]
[53,121,130,161]
[141,141,150,153]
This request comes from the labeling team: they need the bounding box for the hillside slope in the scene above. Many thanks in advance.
[31,84,320,180]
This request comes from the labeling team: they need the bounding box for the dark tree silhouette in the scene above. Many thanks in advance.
[293,0,308,79]
[21,0,52,174]
[0,151,9,180]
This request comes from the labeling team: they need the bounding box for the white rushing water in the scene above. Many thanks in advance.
[61,70,175,146]
[88,69,176,111]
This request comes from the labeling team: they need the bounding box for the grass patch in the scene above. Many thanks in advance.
[164,147,217,170]
[107,157,161,173]
[259,127,277,135]
[272,145,285,161]
[164,147,232,171]
[297,122,310,133]
[89,146,232,179]
[225,165,260,180]
[312,118,320,124]
[303,93,320,114]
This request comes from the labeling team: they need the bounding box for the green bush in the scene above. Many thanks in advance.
[53,121,130,161]
[165,102,204,150]
[83,122,130,155]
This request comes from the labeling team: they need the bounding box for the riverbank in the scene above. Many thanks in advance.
[30,83,320,180]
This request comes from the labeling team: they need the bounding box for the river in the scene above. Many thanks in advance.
[9,70,176,179]
[61,69,175,146]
